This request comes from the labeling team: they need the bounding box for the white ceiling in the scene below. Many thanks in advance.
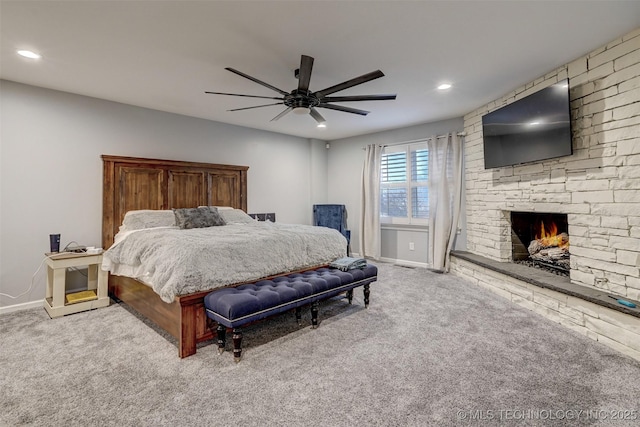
[2,1,639,141]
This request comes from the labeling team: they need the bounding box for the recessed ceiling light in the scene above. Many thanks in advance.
[17,50,41,59]
[437,83,452,90]
[317,123,326,128]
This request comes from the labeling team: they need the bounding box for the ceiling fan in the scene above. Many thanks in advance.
[205,55,396,124]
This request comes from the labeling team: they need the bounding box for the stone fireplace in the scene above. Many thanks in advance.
[449,28,640,362]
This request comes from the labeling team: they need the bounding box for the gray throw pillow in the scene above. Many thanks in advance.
[173,207,226,229]
[218,208,256,224]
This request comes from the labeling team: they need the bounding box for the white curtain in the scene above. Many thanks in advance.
[359,144,382,259]
[428,133,464,272]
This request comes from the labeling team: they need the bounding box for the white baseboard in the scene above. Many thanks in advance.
[379,257,429,269]
[0,300,43,315]
[354,252,430,269]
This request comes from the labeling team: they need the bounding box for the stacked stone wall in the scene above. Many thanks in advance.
[463,28,640,299]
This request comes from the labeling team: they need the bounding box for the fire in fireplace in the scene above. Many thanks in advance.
[511,212,570,275]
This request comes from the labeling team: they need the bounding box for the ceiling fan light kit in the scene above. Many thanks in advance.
[205,55,396,125]
[292,106,310,115]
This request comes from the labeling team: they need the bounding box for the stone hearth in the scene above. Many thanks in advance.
[450,251,640,362]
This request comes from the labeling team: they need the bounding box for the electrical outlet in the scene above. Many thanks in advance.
[409,242,415,251]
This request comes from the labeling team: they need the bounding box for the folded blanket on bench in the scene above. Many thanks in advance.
[329,256,367,271]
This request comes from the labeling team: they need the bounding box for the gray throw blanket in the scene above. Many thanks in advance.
[329,257,367,271]
[103,222,347,303]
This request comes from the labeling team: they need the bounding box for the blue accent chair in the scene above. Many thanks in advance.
[313,204,350,255]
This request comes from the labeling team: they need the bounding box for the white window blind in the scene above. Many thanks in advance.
[380,142,429,225]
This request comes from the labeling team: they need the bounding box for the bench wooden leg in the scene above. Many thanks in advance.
[346,289,353,304]
[216,324,226,354]
[295,307,302,325]
[364,284,370,308]
[311,302,319,329]
[232,328,243,362]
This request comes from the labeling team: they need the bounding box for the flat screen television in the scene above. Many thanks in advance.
[482,79,572,169]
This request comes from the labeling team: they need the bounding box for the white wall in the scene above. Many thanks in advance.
[0,80,327,309]
[326,118,466,264]
[0,79,465,310]
[309,138,329,206]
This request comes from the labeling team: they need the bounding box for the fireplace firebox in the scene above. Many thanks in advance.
[510,212,569,275]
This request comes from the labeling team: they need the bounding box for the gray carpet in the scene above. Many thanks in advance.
[1,262,639,426]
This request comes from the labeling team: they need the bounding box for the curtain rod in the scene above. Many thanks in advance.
[383,131,466,148]
[361,131,466,150]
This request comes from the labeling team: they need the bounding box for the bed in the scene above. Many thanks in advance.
[101,155,347,357]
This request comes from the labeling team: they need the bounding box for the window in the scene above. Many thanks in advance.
[380,142,429,225]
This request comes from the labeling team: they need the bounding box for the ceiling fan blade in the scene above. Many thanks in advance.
[205,91,284,101]
[317,103,369,116]
[314,70,385,98]
[225,67,289,96]
[271,107,293,122]
[228,102,284,112]
[297,55,314,92]
[309,108,326,124]
[322,94,396,102]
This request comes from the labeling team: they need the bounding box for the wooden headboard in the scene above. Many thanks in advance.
[102,155,248,249]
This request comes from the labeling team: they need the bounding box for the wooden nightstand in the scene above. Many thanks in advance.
[44,252,110,318]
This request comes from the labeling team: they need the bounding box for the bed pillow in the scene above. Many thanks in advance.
[173,207,226,229]
[219,208,256,224]
[122,210,177,230]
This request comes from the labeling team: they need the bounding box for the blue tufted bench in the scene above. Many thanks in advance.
[204,264,377,362]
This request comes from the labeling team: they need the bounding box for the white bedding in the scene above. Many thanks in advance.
[102,221,347,303]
